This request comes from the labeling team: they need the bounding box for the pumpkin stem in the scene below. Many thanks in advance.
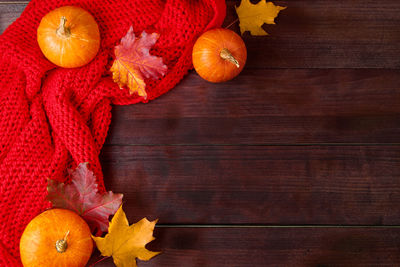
[55,230,70,253]
[220,48,240,68]
[56,16,71,38]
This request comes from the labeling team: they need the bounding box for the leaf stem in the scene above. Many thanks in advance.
[89,256,111,267]
[225,18,239,30]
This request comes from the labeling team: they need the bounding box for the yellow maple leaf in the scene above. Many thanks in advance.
[235,0,286,36]
[110,27,167,99]
[92,205,160,267]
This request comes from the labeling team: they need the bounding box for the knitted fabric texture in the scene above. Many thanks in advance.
[0,0,226,265]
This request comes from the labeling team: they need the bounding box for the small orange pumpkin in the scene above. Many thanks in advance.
[192,28,247,83]
[37,6,100,68]
[20,209,93,267]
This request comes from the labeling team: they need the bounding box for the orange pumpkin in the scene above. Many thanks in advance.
[192,28,247,83]
[20,209,93,267]
[37,6,100,68]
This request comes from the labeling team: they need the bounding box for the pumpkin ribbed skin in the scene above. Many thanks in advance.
[20,209,93,267]
[37,6,100,68]
[192,28,247,83]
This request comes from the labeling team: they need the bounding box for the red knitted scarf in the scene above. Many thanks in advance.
[0,0,225,265]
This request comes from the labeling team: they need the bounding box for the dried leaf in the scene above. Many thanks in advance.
[47,163,123,233]
[92,205,160,267]
[235,0,286,36]
[111,27,168,99]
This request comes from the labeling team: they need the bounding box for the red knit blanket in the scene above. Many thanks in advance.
[0,0,225,265]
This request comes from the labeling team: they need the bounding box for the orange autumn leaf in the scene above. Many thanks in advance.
[92,205,160,267]
[235,0,286,36]
[111,27,167,99]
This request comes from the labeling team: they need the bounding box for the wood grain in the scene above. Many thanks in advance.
[2,0,400,68]
[225,0,400,68]
[107,69,400,144]
[0,4,24,34]
[89,227,400,267]
[101,145,400,225]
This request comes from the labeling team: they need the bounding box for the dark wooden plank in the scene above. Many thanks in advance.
[89,227,400,266]
[101,145,400,225]
[107,69,400,144]
[0,4,24,34]
[2,0,400,68]
[226,0,400,68]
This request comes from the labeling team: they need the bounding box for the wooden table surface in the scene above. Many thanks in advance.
[2,0,400,266]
